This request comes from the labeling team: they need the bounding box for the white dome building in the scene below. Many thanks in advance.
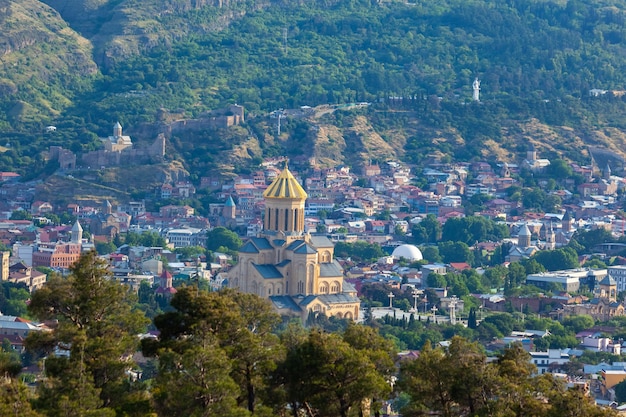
[392,244,423,261]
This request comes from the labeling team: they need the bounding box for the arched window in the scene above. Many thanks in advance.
[330,281,340,293]
[319,282,329,294]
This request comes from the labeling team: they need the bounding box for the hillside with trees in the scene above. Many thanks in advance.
[4,0,626,178]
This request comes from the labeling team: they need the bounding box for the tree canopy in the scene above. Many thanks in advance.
[398,337,616,417]
[26,251,150,416]
[206,227,243,253]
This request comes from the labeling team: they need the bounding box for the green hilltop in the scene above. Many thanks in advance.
[3,0,626,176]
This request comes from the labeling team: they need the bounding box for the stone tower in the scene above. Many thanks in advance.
[545,222,555,250]
[527,143,537,162]
[71,220,83,245]
[597,274,617,302]
[113,122,122,138]
[104,200,112,215]
[562,211,573,233]
[0,251,9,281]
[223,195,236,220]
[604,163,612,180]
[262,165,307,236]
[518,223,532,248]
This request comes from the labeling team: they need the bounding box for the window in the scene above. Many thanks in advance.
[274,208,279,230]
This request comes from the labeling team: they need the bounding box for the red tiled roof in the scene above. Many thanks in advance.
[449,262,471,271]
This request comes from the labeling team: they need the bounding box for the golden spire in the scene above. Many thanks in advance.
[263,166,307,200]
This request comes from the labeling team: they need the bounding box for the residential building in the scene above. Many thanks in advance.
[32,242,82,269]
[421,264,447,288]
[7,261,47,292]
[0,315,48,353]
[525,269,601,293]
[165,228,206,248]
[608,266,626,293]
[529,349,570,374]
[305,198,335,216]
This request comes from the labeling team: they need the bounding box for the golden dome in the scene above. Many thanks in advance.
[263,167,307,200]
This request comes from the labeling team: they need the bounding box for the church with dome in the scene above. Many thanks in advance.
[227,166,361,321]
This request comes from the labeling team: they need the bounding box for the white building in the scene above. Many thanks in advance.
[608,266,626,293]
[529,349,570,374]
[165,228,206,248]
[526,268,607,293]
[421,264,447,288]
[11,242,33,267]
[305,198,335,216]
[440,196,462,208]
[465,183,495,198]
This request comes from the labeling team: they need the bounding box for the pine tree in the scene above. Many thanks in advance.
[26,251,150,416]
[143,287,282,415]
[468,307,477,329]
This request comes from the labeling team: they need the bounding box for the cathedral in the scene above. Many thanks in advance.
[227,166,360,321]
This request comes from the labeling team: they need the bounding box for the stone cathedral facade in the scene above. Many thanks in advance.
[227,166,360,321]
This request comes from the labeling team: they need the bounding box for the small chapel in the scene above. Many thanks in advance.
[103,122,133,152]
[560,274,625,321]
[227,166,360,321]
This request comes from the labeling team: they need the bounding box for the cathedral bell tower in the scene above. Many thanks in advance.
[262,165,307,237]
[113,121,122,138]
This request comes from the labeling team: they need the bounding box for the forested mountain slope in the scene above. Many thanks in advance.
[0,0,96,127]
[3,0,626,176]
